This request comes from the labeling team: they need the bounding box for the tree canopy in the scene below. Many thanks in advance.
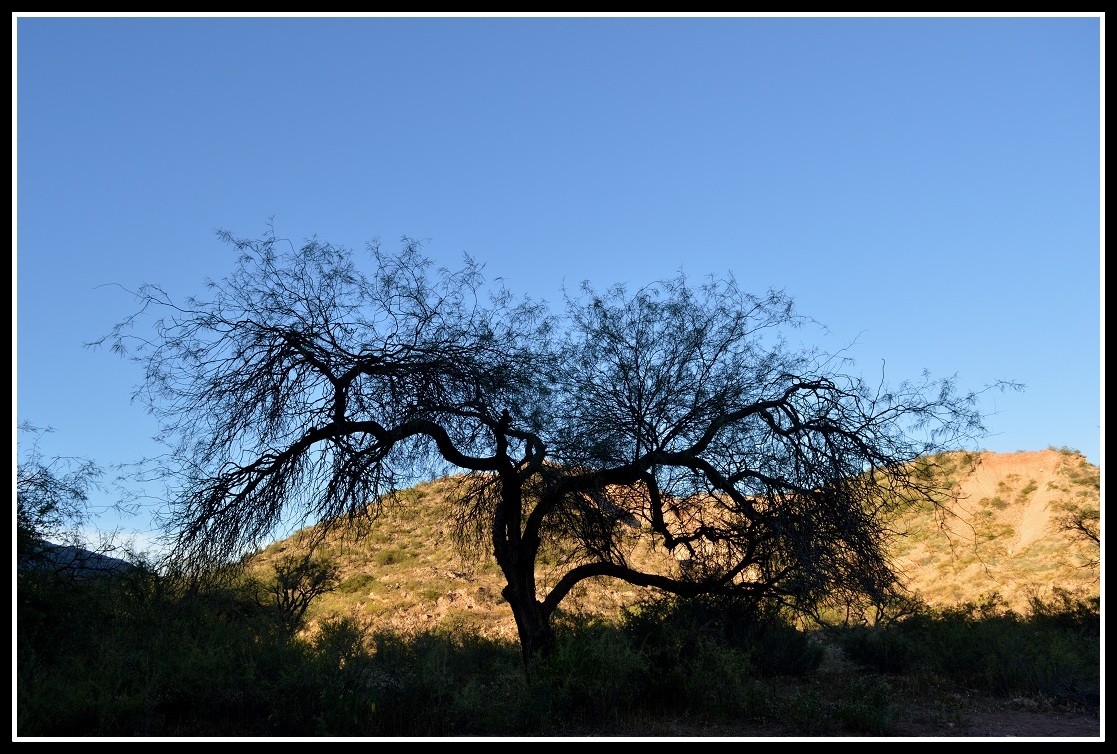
[102,229,994,661]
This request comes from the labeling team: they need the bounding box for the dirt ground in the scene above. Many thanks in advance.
[580,696,1102,740]
[891,706,1100,738]
[574,642,1103,740]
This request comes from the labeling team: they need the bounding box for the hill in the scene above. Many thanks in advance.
[18,540,137,577]
[246,448,1101,637]
[887,448,1100,610]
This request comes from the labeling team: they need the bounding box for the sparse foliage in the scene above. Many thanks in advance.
[1049,450,1101,571]
[1058,506,1101,569]
[263,554,340,629]
[101,228,1000,662]
[16,423,101,563]
[1062,508,1101,547]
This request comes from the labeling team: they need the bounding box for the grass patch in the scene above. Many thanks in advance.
[337,573,378,595]
[372,548,414,567]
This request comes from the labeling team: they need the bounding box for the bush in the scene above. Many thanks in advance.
[623,595,823,678]
[838,619,928,674]
[532,615,647,726]
[361,630,526,735]
[337,572,378,594]
[835,677,895,734]
[838,590,1100,704]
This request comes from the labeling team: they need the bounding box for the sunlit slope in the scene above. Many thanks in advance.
[887,448,1100,609]
[247,449,1100,635]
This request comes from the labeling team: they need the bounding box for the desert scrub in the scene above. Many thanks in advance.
[337,572,378,595]
[1016,480,1038,502]
[835,676,896,734]
[372,547,413,567]
[838,591,1099,705]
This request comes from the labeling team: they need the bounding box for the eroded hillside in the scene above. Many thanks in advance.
[887,448,1100,610]
[247,448,1100,635]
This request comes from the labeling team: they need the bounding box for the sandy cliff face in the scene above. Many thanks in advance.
[888,449,1100,610]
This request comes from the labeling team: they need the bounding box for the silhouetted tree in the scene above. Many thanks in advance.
[1058,506,1101,570]
[100,228,997,663]
[261,554,340,630]
[16,423,101,565]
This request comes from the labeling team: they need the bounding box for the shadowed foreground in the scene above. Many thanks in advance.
[16,565,1100,738]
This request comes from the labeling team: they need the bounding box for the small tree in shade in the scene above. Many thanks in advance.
[264,555,340,630]
[101,228,999,664]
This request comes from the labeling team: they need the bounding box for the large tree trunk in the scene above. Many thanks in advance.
[490,457,554,665]
[503,575,555,666]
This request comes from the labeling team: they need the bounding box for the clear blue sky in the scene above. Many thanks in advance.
[14,14,1103,547]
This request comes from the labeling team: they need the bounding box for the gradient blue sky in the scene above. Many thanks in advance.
[14,14,1103,546]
